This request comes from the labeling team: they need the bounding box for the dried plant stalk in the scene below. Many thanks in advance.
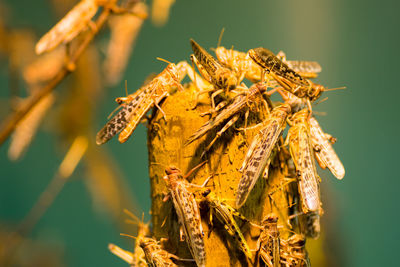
[147,84,299,266]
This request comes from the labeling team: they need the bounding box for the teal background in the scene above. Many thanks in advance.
[1,0,399,266]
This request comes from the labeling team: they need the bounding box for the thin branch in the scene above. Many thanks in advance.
[0,8,111,146]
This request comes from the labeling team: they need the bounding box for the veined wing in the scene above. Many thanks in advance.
[171,182,206,267]
[309,117,345,179]
[190,39,220,74]
[296,125,320,212]
[248,47,309,87]
[96,88,147,145]
[285,60,322,79]
[36,0,98,54]
[185,94,247,145]
[236,106,289,208]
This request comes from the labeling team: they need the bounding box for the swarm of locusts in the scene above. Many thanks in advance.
[97,36,345,266]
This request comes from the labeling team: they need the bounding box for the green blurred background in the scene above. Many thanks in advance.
[0,0,399,266]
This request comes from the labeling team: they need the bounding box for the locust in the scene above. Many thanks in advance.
[248,47,326,113]
[280,234,310,267]
[110,237,183,267]
[109,209,150,266]
[286,109,321,213]
[201,189,253,262]
[125,210,151,267]
[309,116,345,179]
[96,62,185,145]
[256,214,281,267]
[163,165,209,267]
[139,237,180,267]
[185,82,270,155]
[279,89,345,180]
[236,103,291,208]
[35,0,99,55]
[215,47,322,83]
[190,39,242,110]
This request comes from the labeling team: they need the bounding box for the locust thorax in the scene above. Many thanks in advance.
[281,90,306,112]
[139,237,153,249]
[276,103,292,116]
[289,109,309,125]
[216,47,248,74]
[164,166,182,185]
[287,234,306,248]
[307,82,324,102]
[250,81,268,95]
[262,213,278,227]
[165,63,180,81]
[215,68,238,90]
[215,47,230,65]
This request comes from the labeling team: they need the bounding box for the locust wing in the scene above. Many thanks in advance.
[292,125,320,212]
[236,105,289,208]
[309,117,345,179]
[171,182,206,267]
[285,60,322,79]
[96,89,146,145]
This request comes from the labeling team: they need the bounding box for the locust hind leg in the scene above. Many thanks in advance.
[200,100,228,117]
[176,60,212,91]
[209,88,225,111]
[201,114,240,158]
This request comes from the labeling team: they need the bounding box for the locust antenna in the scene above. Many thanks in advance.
[120,233,137,240]
[183,160,208,179]
[324,86,346,92]
[210,27,225,52]
[217,27,225,48]
[314,96,329,106]
[156,57,173,65]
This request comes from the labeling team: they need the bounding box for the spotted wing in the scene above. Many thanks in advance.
[117,87,169,143]
[309,117,345,179]
[185,94,246,145]
[36,0,98,54]
[236,117,284,208]
[171,182,206,267]
[96,88,146,145]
